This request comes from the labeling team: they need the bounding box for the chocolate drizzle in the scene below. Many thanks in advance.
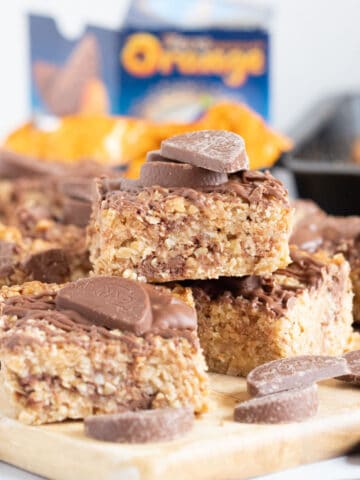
[191,248,325,318]
[101,170,289,213]
[291,201,360,265]
[276,248,324,288]
[2,281,197,342]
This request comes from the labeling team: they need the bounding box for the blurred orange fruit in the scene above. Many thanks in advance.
[4,102,292,176]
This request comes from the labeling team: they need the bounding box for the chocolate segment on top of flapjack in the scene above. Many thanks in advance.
[146,149,164,163]
[247,355,349,397]
[234,384,318,424]
[161,130,249,173]
[140,160,228,188]
[3,276,197,340]
[84,407,194,443]
[56,277,153,335]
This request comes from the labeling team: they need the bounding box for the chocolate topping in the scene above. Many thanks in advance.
[101,170,288,215]
[247,355,350,397]
[276,247,324,288]
[84,407,194,443]
[24,248,70,283]
[161,130,249,173]
[234,384,318,424]
[144,285,197,331]
[2,277,196,340]
[191,248,324,318]
[192,276,297,318]
[0,241,17,277]
[56,277,153,335]
[337,349,360,385]
[140,161,228,188]
[291,200,360,264]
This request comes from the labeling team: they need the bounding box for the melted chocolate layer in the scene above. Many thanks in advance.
[190,249,325,318]
[2,281,197,341]
[291,200,360,264]
[100,170,289,212]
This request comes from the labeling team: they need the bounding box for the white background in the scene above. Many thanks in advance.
[0,1,359,478]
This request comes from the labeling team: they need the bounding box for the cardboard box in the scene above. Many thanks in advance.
[28,0,270,121]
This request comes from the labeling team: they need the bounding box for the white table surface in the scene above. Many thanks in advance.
[1,454,359,479]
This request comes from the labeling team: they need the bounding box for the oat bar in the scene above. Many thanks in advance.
[191,248,354,376]
[0,221,89,286]
[292,199,360,323]
[0,152,112,229]
[0,278,208,425]
[89,169,292,282]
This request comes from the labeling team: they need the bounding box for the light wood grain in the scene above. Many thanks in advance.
[0,374,359,480]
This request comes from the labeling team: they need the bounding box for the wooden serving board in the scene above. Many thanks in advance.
[0,374,359,480]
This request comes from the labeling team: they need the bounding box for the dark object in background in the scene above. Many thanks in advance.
[281,94,360,215]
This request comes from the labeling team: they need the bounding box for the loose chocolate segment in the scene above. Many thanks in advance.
[56,277,153,335]
[84,407,194,443]
[0,241,16,277]
[234,384,318,424]
[24,248,70,284]
[161,130,249,173]
[247,355,350,397]
[140,160,228,188]
[338,350,360,385]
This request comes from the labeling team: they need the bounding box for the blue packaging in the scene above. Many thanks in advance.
[28,1,270,121]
